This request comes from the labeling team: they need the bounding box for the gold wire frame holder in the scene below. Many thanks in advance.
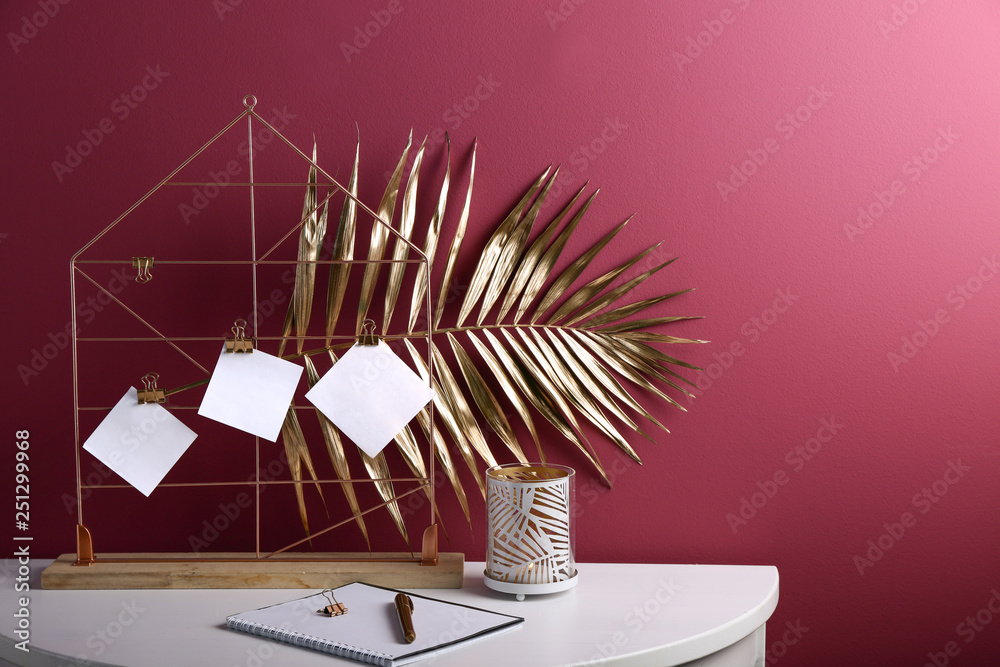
[46,95,459,589]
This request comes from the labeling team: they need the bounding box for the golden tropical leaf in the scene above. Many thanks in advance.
[278,140,330,356]
[567,329,677,403]
[429,342,499,472]
[412,405,471,528]
[581,289,694,329]
[393,424,427,479]
[544,235,653,325]
[574,330,693,410]
[278,407,326,536]
[596,315,703,334]
[455,166,550,328]
[553,327,669,433]
[446,332,527,463]
[562,260,677,327]
[250,135,704,542]
[410,135,450,333]
[357,131,411,332]
[464,330,543,461]
[384,137,427,334]
[303,354,370,549]
[519,328,642,463]
[360,450,410,547]
[507,182,590,325]
[403,339,487,498]
[435,139,475,329]
[325,132,359,343]
[477,166,559,326]
[497,328,608,482]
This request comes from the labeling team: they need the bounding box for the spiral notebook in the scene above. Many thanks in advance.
[226,582,524,666]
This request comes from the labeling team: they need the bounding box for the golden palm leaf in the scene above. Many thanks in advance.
[277,133,703,538]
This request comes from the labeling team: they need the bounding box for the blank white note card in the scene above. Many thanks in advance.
[83,387,198,497]
[198,346,303,442]
[305,341,435,458]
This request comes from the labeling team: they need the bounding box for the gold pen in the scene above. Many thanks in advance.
[394,593,416,643]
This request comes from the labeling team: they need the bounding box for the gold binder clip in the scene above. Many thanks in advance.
[359,318,379,346]
[132,257,154,283]
[137,372,165,404]
[317,589,348,617]
[225,318,254,353]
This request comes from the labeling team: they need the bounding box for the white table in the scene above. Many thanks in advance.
[0,560,777,666]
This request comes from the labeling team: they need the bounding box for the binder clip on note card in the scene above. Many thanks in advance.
[83,380,198,497]
[136,372,165,404]
[198,321,303,442]
[317,590,348,617]
[225,319,254,353]
[305,320,435,458]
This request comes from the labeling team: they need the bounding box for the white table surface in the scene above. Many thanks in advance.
[0,560,777,667]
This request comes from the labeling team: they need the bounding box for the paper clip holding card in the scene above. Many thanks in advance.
[225,318,254,353]
[358,318,379,346]
[137,372,165,404]
[316,589,348,617]
[131,256,154,283]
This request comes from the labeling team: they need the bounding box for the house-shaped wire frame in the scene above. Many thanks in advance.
[66,96,443,573]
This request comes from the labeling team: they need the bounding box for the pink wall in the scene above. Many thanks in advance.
[3,1,999,664]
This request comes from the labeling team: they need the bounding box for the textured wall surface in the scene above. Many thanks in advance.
[2,1,999,664]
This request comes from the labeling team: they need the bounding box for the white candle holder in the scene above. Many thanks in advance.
[484,463,578,600]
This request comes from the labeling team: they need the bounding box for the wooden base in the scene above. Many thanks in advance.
[41,552,465,590]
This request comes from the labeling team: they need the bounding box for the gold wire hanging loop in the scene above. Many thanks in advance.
[132,257,154,283]
[232,318,248,339]
[225,318,253,353]
[137,372,165,404]
[359,318,379,346]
